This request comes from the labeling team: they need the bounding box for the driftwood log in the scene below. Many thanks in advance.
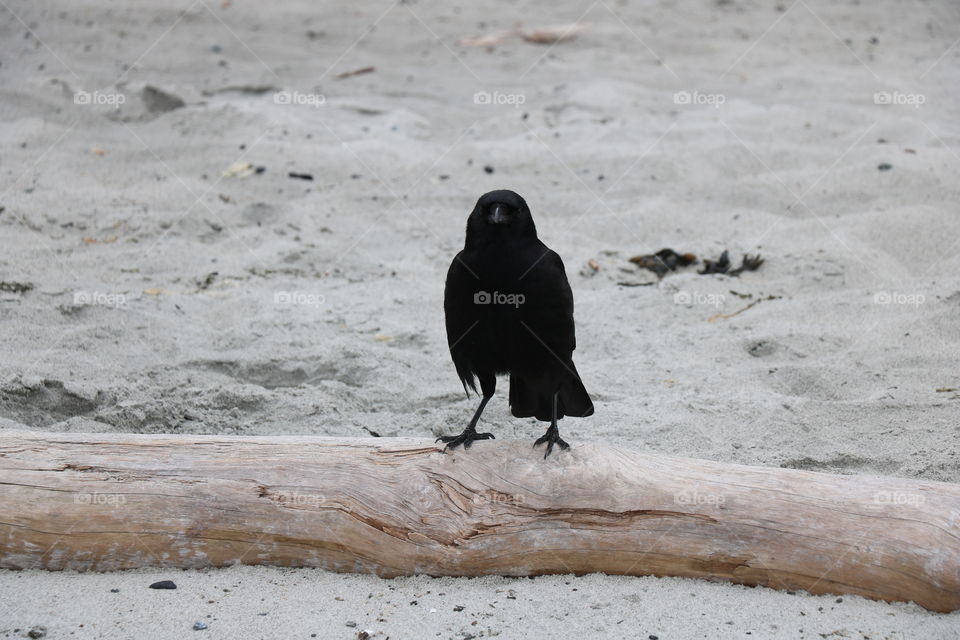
[1,431,958,612]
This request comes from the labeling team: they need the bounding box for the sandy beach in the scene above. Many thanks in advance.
[2,0,959,637]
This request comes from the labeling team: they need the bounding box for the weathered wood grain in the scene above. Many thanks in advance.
[1,431,957,612]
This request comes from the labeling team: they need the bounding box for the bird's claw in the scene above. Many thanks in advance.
[436,430,495,451]
[533,428,569,459]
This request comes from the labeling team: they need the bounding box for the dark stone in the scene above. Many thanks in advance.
[149,580,177,590]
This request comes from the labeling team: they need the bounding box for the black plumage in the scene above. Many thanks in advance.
[438,190,594,458]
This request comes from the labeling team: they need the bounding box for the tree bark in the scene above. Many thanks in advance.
[1,431,957,612]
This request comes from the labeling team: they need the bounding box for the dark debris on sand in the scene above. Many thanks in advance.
[629,248,697,278]
[629,248,763,278]
[149,580,177,589]
[0,281,33,293]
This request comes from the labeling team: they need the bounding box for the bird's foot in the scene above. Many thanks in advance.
[436,428,495,451]
[533,425,570,459]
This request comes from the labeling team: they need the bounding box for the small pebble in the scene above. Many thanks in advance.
[345,621,357,628]
[483,165,494,174]
[878,163,892,171]
[110,588,119,593]
[149,580,177,590]
[193,621,208,631]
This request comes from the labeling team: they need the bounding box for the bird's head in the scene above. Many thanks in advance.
[465,190,537,246]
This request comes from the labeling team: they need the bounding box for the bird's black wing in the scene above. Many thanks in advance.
[522,247,577,354]
[444,251,481,394]
[511,246,594,419]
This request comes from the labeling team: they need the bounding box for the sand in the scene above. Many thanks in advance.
[1,0,959,637]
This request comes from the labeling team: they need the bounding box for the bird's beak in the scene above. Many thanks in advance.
[489,204,509,225]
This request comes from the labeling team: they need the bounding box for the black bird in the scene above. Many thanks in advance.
[438,190,594,458]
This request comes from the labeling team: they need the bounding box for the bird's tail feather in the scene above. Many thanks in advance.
[509,363,594,421]
[509,373,536,418]
[558,363,594,418]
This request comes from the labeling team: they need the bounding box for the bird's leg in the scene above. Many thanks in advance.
[533,392,570,459]
[437,394,496,451]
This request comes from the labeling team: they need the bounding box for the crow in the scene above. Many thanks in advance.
[437,189,594,458]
